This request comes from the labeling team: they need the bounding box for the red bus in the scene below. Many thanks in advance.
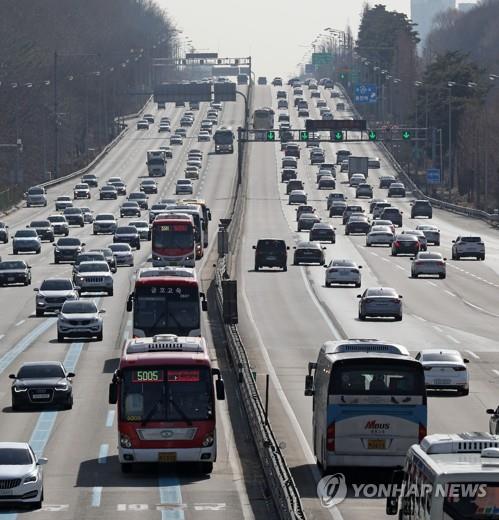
[109,334,225,474]
[151,216,196,267]
[126,267,207,338]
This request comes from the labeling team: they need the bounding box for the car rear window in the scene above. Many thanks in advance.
[461,236,481,242]
[57,238,81,246]
[257,240,285,251]
[366,288,397,297]
[421,353,461,362]
[0,261,25,270]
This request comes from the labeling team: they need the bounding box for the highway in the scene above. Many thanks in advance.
[0,90,274,519]
[236,82,499,519]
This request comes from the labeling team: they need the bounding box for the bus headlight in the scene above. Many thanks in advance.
[202,433,214,447]
[120,434,132,449]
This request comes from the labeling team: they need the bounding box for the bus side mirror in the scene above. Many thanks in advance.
[304,375,314,396]
[215,378,225,400]
[386,497,398,515]
[109,383,118,404]
[126,293,133,312]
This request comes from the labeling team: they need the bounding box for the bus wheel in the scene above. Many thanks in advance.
[200,462,213,474]
[121,463,132,474]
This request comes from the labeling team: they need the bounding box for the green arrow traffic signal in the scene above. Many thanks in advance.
[402,130,411,140]
[266,131,275,141]
[299,131,309,141]
[334,131,344,142]
[368,130,377,141]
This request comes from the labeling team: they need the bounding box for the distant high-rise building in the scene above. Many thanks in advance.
[411,0,455,45]
[457,2,476,12]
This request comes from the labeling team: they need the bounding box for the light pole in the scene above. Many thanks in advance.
[447,81,456,190]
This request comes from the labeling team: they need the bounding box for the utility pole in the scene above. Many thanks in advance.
[53,51,59,179]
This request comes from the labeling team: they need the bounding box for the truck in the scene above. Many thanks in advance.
[347,156,369,179]
[146,150,167,177]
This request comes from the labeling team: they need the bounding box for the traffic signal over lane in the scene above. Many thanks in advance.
[266,131,275,141]
[333,131,344,141]
[402,130,411,140]
[299,131,309,141]
[368,130,377,141]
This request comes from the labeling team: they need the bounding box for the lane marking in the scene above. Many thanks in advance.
[493,370,499,378]
[98,444,109,464]
[0,334,4,341]
[395,264,405,271]
[462,299,499,318]
[465,350,480,360]
[414,315,427,322]
[433,325,443,333]
[159,474,184,520]
[426,281,437,288]
[446,335,460,344]
[15,319,25,327]
[91,487,103,507]
[105,409,115,428]
[444,290,456,297]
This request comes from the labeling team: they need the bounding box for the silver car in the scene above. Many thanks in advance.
[74,261,114,296]
[129,220,151,241]
[0,442,47,508]
[26,187,47,208]
[93,213,117,235]
[325,259,362,288]
[55,196,73,211]
[415,224,440,246]
[175,179,193,195]
[57,300,105,341]
[288,190,307,205]
[35,278,79,316]
[13,229,41,255]
[108,243,134,267]
[416,349,469,395]
[366,225,394,247]
[411,252,446,279]
[357,287,403,321]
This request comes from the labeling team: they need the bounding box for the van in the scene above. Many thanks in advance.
[253,239,289,271]
[286,179,304,195]
[26,186,47,208]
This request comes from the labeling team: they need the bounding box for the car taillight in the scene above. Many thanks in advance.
[438,261,445,266]
[327,422,335,451]
[364,298,373,303]
[423,366,432,371]
[390,299,400,303]
[330,268,338,272]
[415,261,422,265]
[350,269,358,273]
[393,241,400,247]
[419,423,427,442]
[453,366,466,372]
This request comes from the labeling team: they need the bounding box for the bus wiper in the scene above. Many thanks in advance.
[141,401,160,426]
[169,396,193,426]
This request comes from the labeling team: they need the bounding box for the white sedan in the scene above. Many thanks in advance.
[410,252,446,279]
[175,179,193,195]
[324,259,362,288]
[366,225,394,247]
[415,224,441,246]
[415,349,469,395]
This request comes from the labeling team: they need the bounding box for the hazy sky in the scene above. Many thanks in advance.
[156,0,412,77]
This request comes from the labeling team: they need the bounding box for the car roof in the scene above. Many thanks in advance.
[0,441,31,450]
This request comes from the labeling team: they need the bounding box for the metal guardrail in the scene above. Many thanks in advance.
[214,259,306,520]
[338,85,499,227]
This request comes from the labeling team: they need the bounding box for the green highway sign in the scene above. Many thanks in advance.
[266,131,275,141]
[368,130,377,141]
[312,52,332,65]
[299,131,309,141]
[333,131,344,141]
[402,130,411,140]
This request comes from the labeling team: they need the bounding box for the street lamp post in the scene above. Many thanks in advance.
[447,81,456,191]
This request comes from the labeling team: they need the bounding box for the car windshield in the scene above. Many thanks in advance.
[365,288,398,297]
[57,196,71,201]
[30,221,49,227]
[18,364,65,379]
[76,254,103,264]
[57,238,80,246]
[129,193,145,199]
[40,279,73,291]
[78,263,109,273]
[96,215,114,221]
[75,185,87,189]
[16,230,37,237]
[116,227,137,234]
[421,352,461,362]
[49,216,65,222]
[62,301,98,314]
[0,448,32,465]
[64,208,81,214]
[29,187,44,195]
[258,240,285,251]
[0,261,25,270]
[102,186,115,191]
[123,202,138,207]
[110,244,131,252]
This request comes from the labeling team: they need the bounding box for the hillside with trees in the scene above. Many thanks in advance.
[0,0,175,208]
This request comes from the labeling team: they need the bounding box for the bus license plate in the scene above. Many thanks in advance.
[158,452,176,463]
[368,439,385,449]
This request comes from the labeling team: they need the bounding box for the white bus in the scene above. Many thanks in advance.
[387,432,499,519]
[252,107,275,130]
[305,339,427,473]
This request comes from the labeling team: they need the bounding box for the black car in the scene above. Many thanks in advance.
[329,201,347,217]
[293,241,326,265]
[379,176,396,189]
[356,184,373,198]
[120,202,141,218]
[296,205,316,221]
[128,192,149,210]
[28,220,54,242]
[10,362,74,410]
[90,248,117,273]
[336,150,351,165]
[380,207,403,227]
[286,179,304,195]
[345,215,370,235]
[99,185,118,200]
[391,234,420,256]
[284,144,300,158]
[253,239,289,271]
[63,208,84,227]
[411,200,433,219]
[388,182,406,197]
[72,252,106,283]
[53,237,85,264]
[281,168,297,182]
[342,205,364,225]
[310,224,336,243]
[0,260,31,286]
[0,222,9,243]
[113,226,141,250]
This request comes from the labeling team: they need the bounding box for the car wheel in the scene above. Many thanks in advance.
[36,309,44,317]
[13,249,18,255]
[201,461,213,474]
[254,265,259,271]
[325,282,331,288]
[358,313,366,321]
[121,463,132,473]
[97,332,103,341]
[435,241,440,246]
[391,251,397,256]
[455,254,460,260]
[459,388,469,396]
[107,289,114,297]
[355,282,361,288]
[439,274,446,279]
[283,265,287,272]
[57,333,64,342]
[394,315,403,321]
[366,242,371,247]
[65,395,73,410]
[411,272,417,278]
[480,254,485,261]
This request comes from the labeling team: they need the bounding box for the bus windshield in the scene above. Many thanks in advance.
[331,360,425,396]
[443,482,499,519]
[153,223,194,249]
[133,284,200,336]
[214,131,233,144]
[120,366,213,422]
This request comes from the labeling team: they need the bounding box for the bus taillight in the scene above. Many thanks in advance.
[327,422,336,451]
[419,423,427,442]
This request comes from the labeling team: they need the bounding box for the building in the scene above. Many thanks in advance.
[411,0,455,45]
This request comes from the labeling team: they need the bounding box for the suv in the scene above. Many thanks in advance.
[63,207,84,227]
[380,207,403,227]
[28,220,54,242]
[26,186,47,207]
[74,261,114,296]
[34,277,79,316]
[451,236,485,260]
[93,213,117,235]
[13,229,41,255]
[53,237,84,263]
[47,215,69,236]
[253,239,289,271]
[411,200,432,219]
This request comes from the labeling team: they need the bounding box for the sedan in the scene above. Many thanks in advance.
[129,220,151,241]
[63,207,84,227]
[93,214,117,235]
[357,287,403,321]
[136,119,149,129]
[370,219,395,235]
[349,174,366,187]
[109,243,134,267]
[415,224,440,246]
[175,179,193,195]
[81,173,98,187]
[298,213,321,232]
[28,220,54,242]
[13,229,41,255]
[310,223,335,243]
[329,201,347,217]
[114,226,141,250]
[391,234,419,256]
[57,300,105,342]
[55,196,73,211]
[99,185,118,200]
[345,215,370,235]
[120,201,141,218]
[379,175,396,188]
[366,226,394,247]
[10,362,74,410]
[53,237,84,264]
[388,182,406,197]
[34,278,79,316]
[356,184,373,198]
[0,442,47,508]
[415,349,469,395]
[73,183,91,199]
[0,260,31,286]
[128,192,149,210]
[318,176,336,190]
[293,242,326,265]
[402,229,427,251]
[0,222,9,243]
[411,252,446,279]
[80,207,94,224]
[140,179,158,194]
[324,259,362,288]
[288,190,307,205]
[89,248,117,273]
[185,166,200,180]
[170,135,183,145]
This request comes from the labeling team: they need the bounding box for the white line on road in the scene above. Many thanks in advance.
[15,319,25,327]
[91,487,103,507]
[426,281,438,287]
[465,350,480,360]
[444,290,456,297]
[105,410,115,428]
[446,335,460,344]
[492,370,499,378]
[98,444,109,464]
[413,315,427,322]
[433,325,443,333]
[395,264,405,271]
[0,334,4,341]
